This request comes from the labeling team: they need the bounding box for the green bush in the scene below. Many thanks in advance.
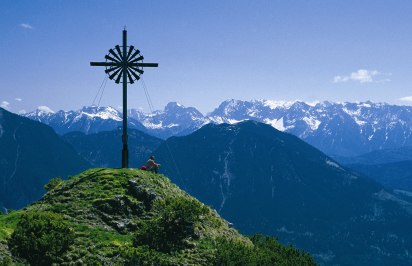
[122,246,170,266]
[44,177,64,191]
[0,256,12,266]
[214,238,255,266]
[134,196,208,252]
[8,212,75,265]
[213,235,316,266]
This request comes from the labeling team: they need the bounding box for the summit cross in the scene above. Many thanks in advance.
[90,28,158,168]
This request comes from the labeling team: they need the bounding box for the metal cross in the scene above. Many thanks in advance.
[90,29,158,168]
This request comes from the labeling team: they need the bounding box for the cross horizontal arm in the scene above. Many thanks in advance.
[90,62,158,67]
[131,63,159,68]
[90,62,121,67]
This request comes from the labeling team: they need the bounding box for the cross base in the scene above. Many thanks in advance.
[122,144,128,168]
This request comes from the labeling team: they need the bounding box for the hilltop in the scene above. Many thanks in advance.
[0,168,314,265]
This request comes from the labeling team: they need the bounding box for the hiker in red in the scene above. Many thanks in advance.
[147,155,160,174]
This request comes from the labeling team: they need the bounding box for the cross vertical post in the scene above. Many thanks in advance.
[122,29,128,168]
[90,29,158,168]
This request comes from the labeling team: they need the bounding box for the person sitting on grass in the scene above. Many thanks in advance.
[146,155,160,173]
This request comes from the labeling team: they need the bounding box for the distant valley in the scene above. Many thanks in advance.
[331,147,412,192]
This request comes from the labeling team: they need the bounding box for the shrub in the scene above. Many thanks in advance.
[249,234,315,265]
[0,257,12,266]
[134,196,208,252]
[122,246,169,266]
[44,177,64,191]
[214,238,255,266]
[213,235,316,266]
[8,212,75,265]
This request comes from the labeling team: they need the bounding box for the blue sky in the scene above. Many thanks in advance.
[1,1,412,114]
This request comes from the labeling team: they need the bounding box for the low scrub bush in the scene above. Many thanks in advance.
[44,177,64,191]
[213,235,316,265]
[134,196,208,252]
[8,212,75,265]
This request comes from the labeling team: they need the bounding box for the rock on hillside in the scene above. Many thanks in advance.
[0,169,314,265]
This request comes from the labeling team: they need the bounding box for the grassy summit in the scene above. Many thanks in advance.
[0,168,315,265]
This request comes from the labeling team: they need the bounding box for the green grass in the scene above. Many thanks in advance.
[0,211,21,241]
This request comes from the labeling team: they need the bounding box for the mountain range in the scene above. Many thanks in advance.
[207,100,412,157]
[25,105,146,135]
[154,121,412,266]
[0,108,90,211]
[128,102,209,139]
[24,100,412,157]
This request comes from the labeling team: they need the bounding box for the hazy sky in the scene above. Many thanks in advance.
[1,1,412,114]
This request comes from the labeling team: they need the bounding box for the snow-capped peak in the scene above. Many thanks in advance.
[261,99,297,109]
[164,102,184,111]
[36,106,55,115]
[24,106,55,121]
[79,106,122,121]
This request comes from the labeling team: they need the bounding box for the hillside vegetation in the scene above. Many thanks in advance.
[0,168,314,265]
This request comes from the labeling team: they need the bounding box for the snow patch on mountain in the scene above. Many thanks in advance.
[228,118,246,124]
[277,226,295,234]
[306,101,321,107]
[264,117,287,131]
[167,123,179,128]
[326,159,342,170]
[262,99,296,109]
[142,122,163,130]
[303,117,321,130]
[393,189,412,198]
[354,117,367,126]
[342,107,361,117]
[217,133,238,212]
[37,106,55,114]
[375,190,412,214]
[312,251,335,263]
[360,102,372,108]
[79,106,122,121]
